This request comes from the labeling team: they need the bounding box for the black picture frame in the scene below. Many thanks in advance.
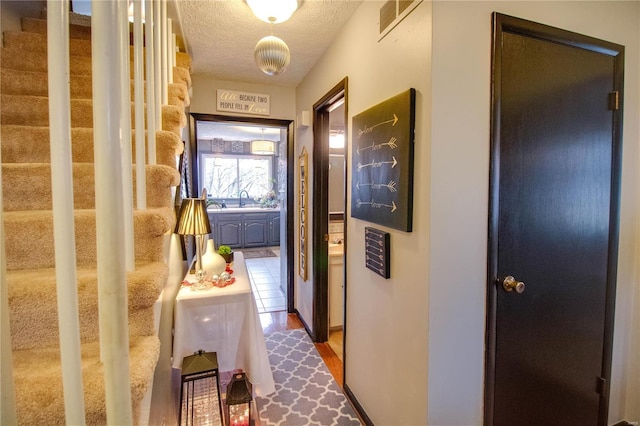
[350,89,416,232]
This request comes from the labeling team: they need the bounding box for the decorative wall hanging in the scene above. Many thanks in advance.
[351,89,416,232]
[365,227,390,279]
[298,147,308,281]
[216,89,270,116]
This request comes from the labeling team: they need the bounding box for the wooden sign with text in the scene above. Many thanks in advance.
[216,89,270,116]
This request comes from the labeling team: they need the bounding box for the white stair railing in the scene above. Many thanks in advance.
[161,0,168,105]
[168,18,175,84]
[134,0,147,209]
[145,0,157,165]
[92,1,133,423]
[47,1,86,424]
[3,0,176,423]
[119,0,135,272]
[154,0,162,129]
[0,95,17,426]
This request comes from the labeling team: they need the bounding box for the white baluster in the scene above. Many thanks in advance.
[134,0,147,208]
[0,68,17,426]
[92,1,133,423]
[168,18,174,84]
[120,0,135,272]
[145,0,157,165]
[47,1,86,424]
[161,0,168,105]
[154,0,162,129]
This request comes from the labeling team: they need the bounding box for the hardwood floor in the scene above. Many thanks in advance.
[259,311,344,387]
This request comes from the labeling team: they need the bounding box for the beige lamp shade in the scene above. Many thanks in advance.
[251,139,276,155]
[176,198,211,235]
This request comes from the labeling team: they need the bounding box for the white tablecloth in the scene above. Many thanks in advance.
[172,252,275,397]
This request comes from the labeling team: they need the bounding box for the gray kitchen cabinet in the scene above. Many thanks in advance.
[215,214,243,249]
[209,210,280,249]
[268,212,280,246]
[243,213,268,247]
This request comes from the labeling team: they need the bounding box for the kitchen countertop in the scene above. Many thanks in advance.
[208,207,281,213]
[329,243,344,256]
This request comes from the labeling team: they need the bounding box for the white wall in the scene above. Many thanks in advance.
[295,2,432,425]
[429,1,640,425]
[0,1,44,33]
[189,76,296,120]
[296,1,638,425]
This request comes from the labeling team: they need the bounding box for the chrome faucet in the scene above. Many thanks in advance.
[239,189,249,207]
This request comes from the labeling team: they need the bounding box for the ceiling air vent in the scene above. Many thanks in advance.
[379,0,423,41]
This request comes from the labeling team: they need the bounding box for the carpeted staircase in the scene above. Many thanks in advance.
[2,16,191,424]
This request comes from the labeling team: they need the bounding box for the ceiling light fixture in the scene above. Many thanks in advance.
[254,32,290,76]
[329,131,345,149]
[251,129,277,155]
[247,0,298,24]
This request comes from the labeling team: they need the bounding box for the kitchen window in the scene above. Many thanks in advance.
[200,154,273,202]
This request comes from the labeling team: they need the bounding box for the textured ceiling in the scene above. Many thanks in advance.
[178,0,362,87]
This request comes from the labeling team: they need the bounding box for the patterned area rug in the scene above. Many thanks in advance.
[242,249,277,259]
[257,329,361,425]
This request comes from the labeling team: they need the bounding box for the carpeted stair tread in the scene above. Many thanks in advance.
[3,29,95,55]
[173,66,192,89]
[1,67,190,108]
[3,207,174,270]
[4,30,193,71]
[0,47,190,83]
[2,163,179,211]
[21,16,92,39]
[1,125,183,167]
[1,68,92,98]
[13,335,160,425]
[8,261,167,350]
[0,94,187,135]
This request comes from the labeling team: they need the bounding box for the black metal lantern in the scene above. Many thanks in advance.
[226,373,253,426]
[179,350,223,426]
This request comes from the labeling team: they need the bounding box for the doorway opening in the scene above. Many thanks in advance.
[189,113,295,313]
[311,78,348,365]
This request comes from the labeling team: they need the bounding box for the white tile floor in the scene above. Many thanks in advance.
[244,255,286,313]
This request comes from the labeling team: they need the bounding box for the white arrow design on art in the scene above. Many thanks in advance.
[356,180,397,193]
[356,199,398,212]
[357,137,399,154]
[357,156,397,171]
[357,114,399,138]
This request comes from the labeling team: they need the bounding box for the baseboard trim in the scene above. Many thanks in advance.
[293,308,313,339]
[344,383,373,426]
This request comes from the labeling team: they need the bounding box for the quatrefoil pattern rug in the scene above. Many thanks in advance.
[257,329,361,425]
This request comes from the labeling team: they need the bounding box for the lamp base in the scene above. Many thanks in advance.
[191,269,210,291]
[191,282,210,291]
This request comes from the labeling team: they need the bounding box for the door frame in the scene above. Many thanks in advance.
[485,13,624,425]
[188,113,296,312]
[311,78,348,343]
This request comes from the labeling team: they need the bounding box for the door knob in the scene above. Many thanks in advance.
[503,276,525,293]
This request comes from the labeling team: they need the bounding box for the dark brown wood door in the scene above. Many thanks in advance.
[486,14,624,426]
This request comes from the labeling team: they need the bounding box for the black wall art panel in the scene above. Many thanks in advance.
[351,89,416,232]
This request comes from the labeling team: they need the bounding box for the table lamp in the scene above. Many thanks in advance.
[176,197,211,291]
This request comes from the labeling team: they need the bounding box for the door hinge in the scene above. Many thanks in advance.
[609,91,620,110]
[596,376,607,396]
